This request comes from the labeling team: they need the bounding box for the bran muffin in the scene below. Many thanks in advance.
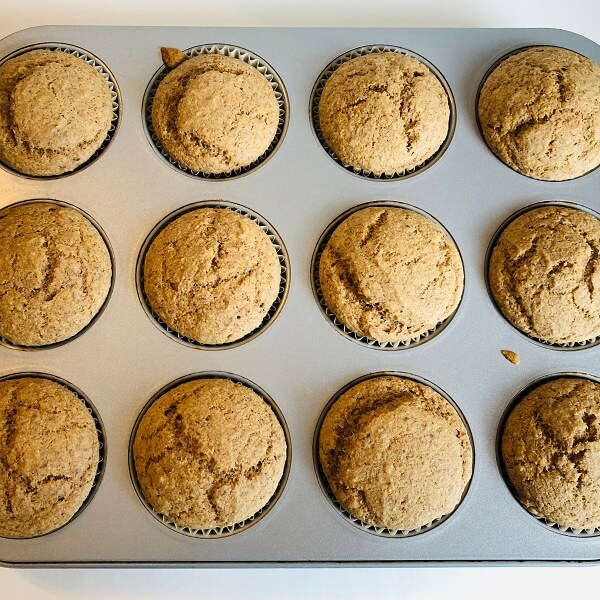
[478,46,600,181]
[0,377,100,538]
[502,377,600,531]
[488,205,600,345]
[0,49,113,177]
[133,377,287,531]
[318,206,464,344]
[0,202,112,347]
[318,51,451,176]
[151,53,279,174]
[319,375,473,532]
[143,207,281,345]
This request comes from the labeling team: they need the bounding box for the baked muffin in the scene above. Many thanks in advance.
[143,207,281,345]
[0,376,100,538]
[488,205,600,345]
[133,377,287,530]
[502,377,600,531]
[318,206,463,344]
[0,202,112,347]
[478,46,600,181]
[0,49,113,177]
[319,375,472,532]
[318,51,450,176]
[151,53,279,174]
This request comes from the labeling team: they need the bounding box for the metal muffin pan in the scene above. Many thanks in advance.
[0,26,599,566]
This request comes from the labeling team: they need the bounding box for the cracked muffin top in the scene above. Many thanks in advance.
[502,377,600,531]
[318,206,464,345]
[319,375,473,532]
[318,51,450,176]
[0,202,112,347]
[151,53,279,174]
[478,46,600,181]
[0,377,100,538]
[0,49,113,177]
[143,207,281,345]
[488,205,600,345]
[133,377,287,531]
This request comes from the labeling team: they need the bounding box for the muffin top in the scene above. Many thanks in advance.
[0,377,100,538]
[0,49,113,177]
[318,206,463,344]
[502,377,600,531]
[133,377,287,531]
[478,46,600,181]
[151,53,279,174]
[143,207,281,345]
[489,205,600,345]
[319,375,472,532]
[318,52,450,176]
[0,202,112,347]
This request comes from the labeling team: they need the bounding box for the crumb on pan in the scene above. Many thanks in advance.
[160,47,188,69]
[501,349,520,365]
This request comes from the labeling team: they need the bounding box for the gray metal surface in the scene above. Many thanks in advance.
[0,26,599,566]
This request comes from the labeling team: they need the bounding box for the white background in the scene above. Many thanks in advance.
[1,0,599,597]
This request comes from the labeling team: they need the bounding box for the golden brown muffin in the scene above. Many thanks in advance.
[0,49,113,176]
[0,202,112,347]
[0,377,100,538]
[489,205,600,345]
[151,53,279,174]
[133,377,287,530]
[143,207,281,345]
[318,206,463,344]
[319,375,472,531]
[478,46,600,181]
[318,52,450,176]
[502,377,600,531]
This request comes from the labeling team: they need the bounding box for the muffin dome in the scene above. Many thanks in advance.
[318,51,450,176]
[151,53,279,174]
[318,206,463,344]
[319,375,473,531]
[133,377,287,530]
[0,49,113,176]
[488,205,600,345]
[0,377,100,538]
[0,202,112,347]
[478,46,600,181]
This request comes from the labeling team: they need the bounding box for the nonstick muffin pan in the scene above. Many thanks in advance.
[0,26,599,566]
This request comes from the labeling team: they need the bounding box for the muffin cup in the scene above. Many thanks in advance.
[311,201,464,350]
[0,199,116,352]
[143,43,289,180]
[313,371,474,538]
[485,200,600,351]
[0,371,106,540]
[0,42,121,180]
[128,371,292,539]
[136,200,290,350]
[475,45,600,183]
[310,45,456,181]
[497,372,600,538]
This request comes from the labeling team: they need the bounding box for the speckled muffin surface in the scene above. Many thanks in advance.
[133,377,287,531]
[318,206,463,344]
[478,46,600,181]
[502,377,600,531]
[0,202,112,347]
[489,205,600,345]
[0,377,100,538]
[0,49,113,177]
[318,52,450,176]
[151,53,279,174]
[319,375,472,532]
[143,207,281,345]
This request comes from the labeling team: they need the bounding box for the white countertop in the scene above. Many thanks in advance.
[1,0,599,597]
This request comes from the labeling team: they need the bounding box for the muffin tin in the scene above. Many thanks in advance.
[0,25,599,566]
